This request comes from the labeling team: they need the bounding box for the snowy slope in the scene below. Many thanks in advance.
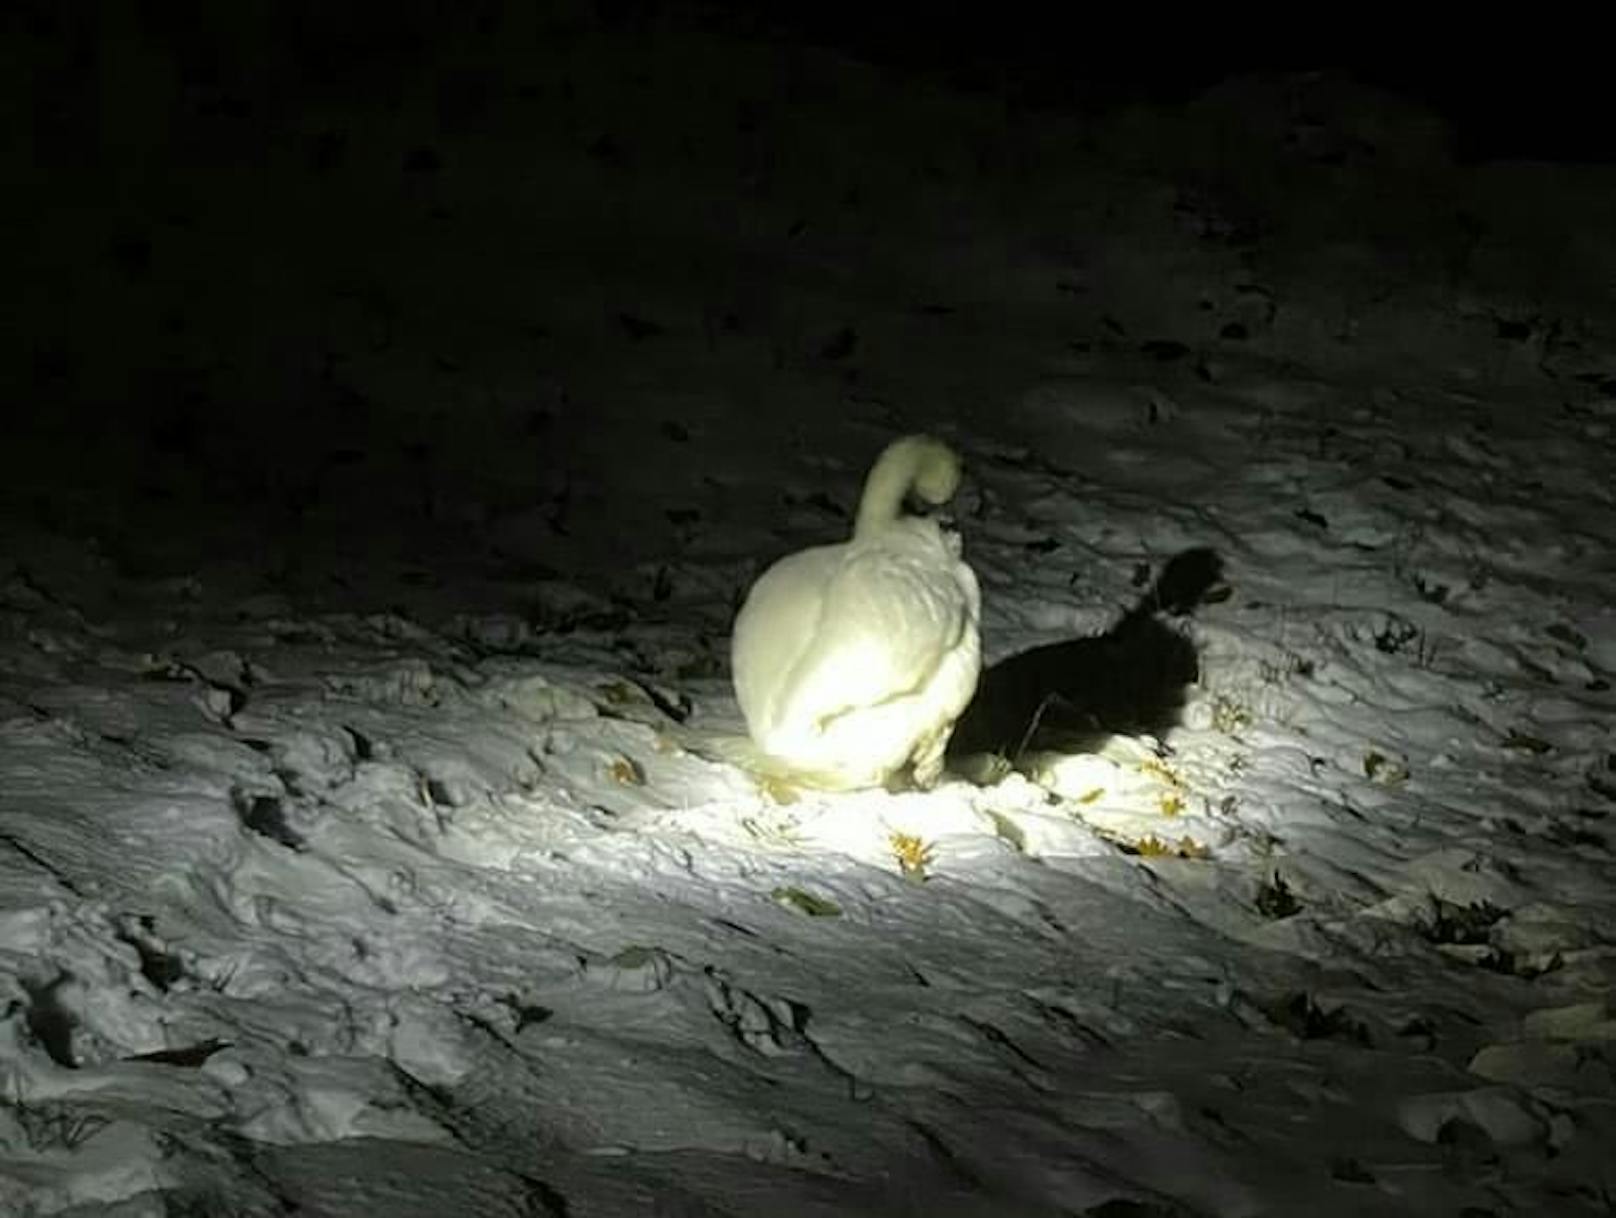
[5,11,1615,1216]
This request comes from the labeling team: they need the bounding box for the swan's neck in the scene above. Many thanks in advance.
[854,462,910,538]
[855,437,948,538]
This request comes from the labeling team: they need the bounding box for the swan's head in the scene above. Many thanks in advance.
[909,437,962,506]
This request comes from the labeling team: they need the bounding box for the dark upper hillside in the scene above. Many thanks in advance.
[683,3,1615,166]
[18,3,1609,167]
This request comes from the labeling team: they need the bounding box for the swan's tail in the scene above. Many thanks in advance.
[668,725,870,792]
[853,435,962,538]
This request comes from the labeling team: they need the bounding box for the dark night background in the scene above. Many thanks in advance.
[9,2,1610,588]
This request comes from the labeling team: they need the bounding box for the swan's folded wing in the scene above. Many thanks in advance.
[775,543,973,730]
[731,546,839,725]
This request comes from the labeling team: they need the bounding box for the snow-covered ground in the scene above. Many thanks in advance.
[6,9,1615,1215]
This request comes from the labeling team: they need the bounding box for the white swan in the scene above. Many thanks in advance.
[730,435,982,790]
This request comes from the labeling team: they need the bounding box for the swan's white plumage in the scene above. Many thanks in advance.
[731,435,981,789]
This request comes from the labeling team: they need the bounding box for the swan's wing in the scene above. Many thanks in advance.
[731,546,839,729]
[776,537,975,730]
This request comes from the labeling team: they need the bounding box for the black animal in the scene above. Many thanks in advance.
[947,547,1225,771]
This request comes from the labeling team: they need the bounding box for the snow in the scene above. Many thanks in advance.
[6,8,1616,1216]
